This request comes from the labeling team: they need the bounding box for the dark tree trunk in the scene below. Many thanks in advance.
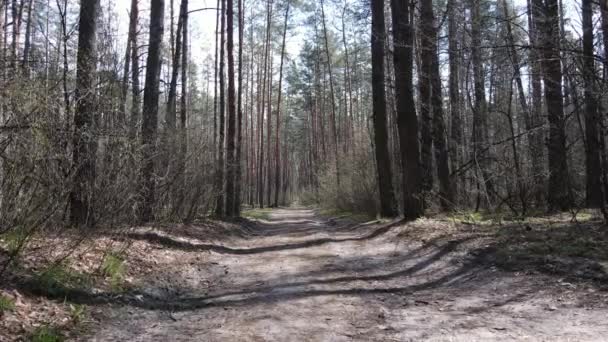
[537,0,571,210]
[448,0,462,206]
[418,0,434,196]
[421,0,452,210]
[582,0,603,208]
[391,0,424,220]
[471,0,494,207]
[371,0,397,217]
[129,0,141,139]
[527,0,545,205]
[320,0,341,188]
[20,0,32,76]
[140,0,165,222]
[234,0,244,215]
[225,0,237,216]
[70,0,100,227]
[274,0,290,208]
[215,0,226,216]
[178,0,188,207]
[166,0,186,130]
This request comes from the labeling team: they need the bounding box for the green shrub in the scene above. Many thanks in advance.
[0,228,28,254]
[102,252,126,291]
[0,294,15,313]
[242,208,272,221]
[30,326,64,342]
[35,264,91,296]
[68,304,86,324]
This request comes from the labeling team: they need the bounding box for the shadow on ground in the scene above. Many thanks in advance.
[5,213,608,317]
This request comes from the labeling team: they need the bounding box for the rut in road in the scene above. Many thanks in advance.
[88,208,608,341]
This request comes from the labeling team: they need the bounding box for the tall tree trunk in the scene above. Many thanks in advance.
[20,0,32,76]
[527,0,545,205]
[215,0,226,216]
[265,54,273,207]
[448,0,462,206]
[178,0,188,209]
[537,0,571,210]
[129,0,141,139]
[320,0,341,188]
[502,0,530,213]
[418,0,434,196]
[371,0,397,217]
[166,0,186,130]
[422,0,452,210]
[391,0,423,220]
[257,0,272,208]
[582,0,603,207]
[225,0,237,216]
[471,0,494,208]
[122,0,139,131]
[234,0,244,215]
[273,0,289,208]
[140,0,165,222]
[70,0,99,227]
[213,0,220,163]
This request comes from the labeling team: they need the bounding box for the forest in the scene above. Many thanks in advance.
[1,0,608,340]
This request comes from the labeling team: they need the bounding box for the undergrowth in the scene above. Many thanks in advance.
[0,294,15,313]
[30,325,64,342]
[101,252,126,291]
[242,208,273,221]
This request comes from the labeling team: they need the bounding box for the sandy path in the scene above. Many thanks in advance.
[87,208,608,341]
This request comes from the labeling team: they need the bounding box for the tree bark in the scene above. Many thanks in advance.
[234,0,244,215]
[537,0,571,210]
[448,0,462,206]
[70,0,100,227]
[371,0,397,217]
[391,0,424,220]
[215,0,226,216]
[471,0,494,208]
[582,0,603,207]
[274,0,289,208]
[320,0,341,188]
[140,0,165,222]
[225,0,237,216]
[129,0,141,139]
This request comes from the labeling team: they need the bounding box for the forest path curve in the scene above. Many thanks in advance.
[86,208,608,341]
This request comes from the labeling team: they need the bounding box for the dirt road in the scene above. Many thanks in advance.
[87,208,608,341]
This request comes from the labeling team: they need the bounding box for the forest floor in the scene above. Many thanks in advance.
[2,208,608,341]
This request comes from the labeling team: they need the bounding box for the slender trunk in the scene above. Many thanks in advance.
[273,0,289,208]
[527,0,545,205]
[422,0,452,209]
[371,0,397,217]
[391,0,424,220]
[213,0,220,163]
[448,0,462,205]
[166,0,185,130]
[70,0,100,227]
[140,0,165,222]
[537,0,571,210]
[225,0,237,216]
[178,0,188,209]
[215,0,226,216]
[418,0,434,195]
[582,0,603,208]
[471,0,494,207]
[320,0,340,188]
[20,0,32,76]
[257,0,272,208]
[234,0,244,215]
[129,0,141,139]
[502,0,530,212]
